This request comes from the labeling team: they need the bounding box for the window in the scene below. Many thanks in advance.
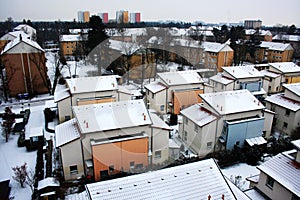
[65,115,71,121]
[155,151,162,159]
[136,163,143,169]
[100,170,109,180]
[160,105,165,112]
[194,124,198,133]
[285,109,290,116]
[152,93,155,99]
[266,176,274,189]
[207,142,213,150]
[130,161,135,169]
[283,122,288,129]
[109,165,114,173]
[184,131,187,141]
[268,86,271,91]
[69,165,78,174]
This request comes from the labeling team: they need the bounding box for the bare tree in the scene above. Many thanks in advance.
[12,162,34,189]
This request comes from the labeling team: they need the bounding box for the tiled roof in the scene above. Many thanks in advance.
[265,93,300,112]
[269,62,300,73]
[66,75,118,94]
[85,158,242,200]
[55,119,80,147]
[200,90,265,115]
[180,104,217,127]
[157,70,204,86]
[257,153,300,197]
[72,100,151,134]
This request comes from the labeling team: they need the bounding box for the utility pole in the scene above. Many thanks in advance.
[0,60,8,102]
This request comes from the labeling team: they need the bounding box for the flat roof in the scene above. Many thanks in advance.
[222,65,263,79]
[73,100,152,134]
[55,119,80,147]
[85,158,242,200]
[66,75,118,94]
[157,70,204,86]
[265,93,300,112]
[200,90,265,115]
[180,104,217,127]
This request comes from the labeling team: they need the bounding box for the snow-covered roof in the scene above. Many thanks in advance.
[117,85,133,95]
[107,28,147,37]
[66,75,118,94]
[202,41,233,53]
[60,34,86,42]
[85,158,242,200]
[269,62,300,74]
[200,90,265,115]
[37,177,60,191]
[0,31,30,41]
[257,153,300,197]
[149,112,172,130]
[72,100,152,134]
[109,39,140,55]
[144,82,166,93]
[260,70,280,78]
[157,70,204,86]
[55,119,80,147]
[209,73,234,85]
[29,127,43,138]
[283,83,300,97]
[44,100,57,109]
[222,65,264,79]
[265,93,300,112]
[54,88,70,102]
[180,104,217,127]
[291,139,300,150]
[273,34,300,42]
[260,41,293,51]
[1,35,44,54]
[245,29,272,36]
[13,24,36,37]
[245,136,267,147]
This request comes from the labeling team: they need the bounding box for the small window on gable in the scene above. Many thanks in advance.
[266,176,274,189]
[207,142,213,150]
[285,109,290,116]
[70,165,78,174]
[283,122,288,129]
[155,151,162,159]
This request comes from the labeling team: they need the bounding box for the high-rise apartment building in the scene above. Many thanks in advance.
[78,11,90,23]
[130,12,141,23]
[116,10,129,23]
[244,20,262,29]
[98,12,109,23]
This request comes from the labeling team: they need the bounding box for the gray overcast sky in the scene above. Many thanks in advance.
[0,0,299,26]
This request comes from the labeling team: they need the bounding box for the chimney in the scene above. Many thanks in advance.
[86,122,89,128]
[144,114,146,121]
[222,194,225,200]
[208,195,211,200]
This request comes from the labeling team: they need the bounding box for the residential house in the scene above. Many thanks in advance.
[13,24,37,41]
[55,100,170,181]
[59,34,87,59]
[245,29,273,42]
[144,70,204,115]
[273,34,300,59]
[265,83,300,136]
[179,90,270,155]
[85,158,250,200]
[249,139,300,200]
[179,104,218,157]
[255,41,294,63]
[268,62,300,92]
[54,75,120,122]
[0,35,50,97]
[260,69,281,94]
[210,65,266,100]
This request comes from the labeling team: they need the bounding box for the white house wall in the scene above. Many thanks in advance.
[60,139,84,181]
[57,97,72,123]
[147,90,167,114]
[256,172,293,200]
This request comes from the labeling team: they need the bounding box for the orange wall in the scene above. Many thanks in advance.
[173,89,203,115]
[92,137,148,181]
